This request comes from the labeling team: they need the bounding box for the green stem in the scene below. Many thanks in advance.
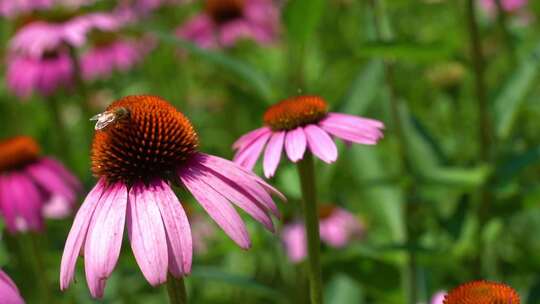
[166,275,187,304]
[27,233,54,303]
[47,96,71,162]
[297,152,323,304]
[466,0,492,162]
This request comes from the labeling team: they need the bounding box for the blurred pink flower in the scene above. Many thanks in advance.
[0,136,80,234]
[480,0,527,12]
[430,291,447,304]
[0,269,24,304]
[9,13,121,58]
[81,40,144,81]
[281,206,364,263]
[60,95,284,298]
[176,0,279,48]
[6,51,74,98]
[0,0,52,18]
[233,95,384,178]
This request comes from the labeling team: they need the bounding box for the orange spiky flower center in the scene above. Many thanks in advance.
[444,280,520,304]
[91,95,199,185]
[263,95,329,131]
[204,0,245,25]
[0,136,41,172]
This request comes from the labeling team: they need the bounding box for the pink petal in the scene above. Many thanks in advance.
[40,157,81,191]
[0,270,24,304]
[233,131,272,171]
[127,182,168,286]
[285,127,307,163]
[179,167,251,249]
[191,163,274,231]
[263,131,285,178]
[324,112,384,129]
[319,113,384,145]
[7,173,43,232]
[84,182,128,298]
[26,159,77,202]
[233,127,271,150]
[154,180,192,277]
[60,179,106,291]
[196,153,283,217]
[304,125,338,163]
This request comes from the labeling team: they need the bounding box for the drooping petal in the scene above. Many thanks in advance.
[26,159,77,202]
[285,127,307,162]
[304,125,338,163]
[233,131,272,171]
[60,179,106,291]
[0,175,18,233]
[196,153,283,217]
[324,112,384,129]
[319,113,384,145]
[179,167,251,249]
[127,182,168,286]
[154,180,192,277]
[0,269,24,304]
[39,157,81,191]
[8,173,43,232]
[190,163,274,231]
[263,131,285,178]
[84,182,128,298]
[232,126,271,150]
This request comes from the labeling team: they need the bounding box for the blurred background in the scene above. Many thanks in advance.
[1,0,540,303]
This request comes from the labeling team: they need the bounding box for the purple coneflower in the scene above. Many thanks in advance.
[81,39,144,81]
[0,136,80,233]
[0,269,24,304]
[60,95,284,299]
[281,206,364,263]
[6,13,121,98]
[176,0,279,48]
[6,50,74,99]
[233,95,384,178]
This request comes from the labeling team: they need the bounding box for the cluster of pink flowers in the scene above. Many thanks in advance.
[176,0,279,49]
[5,8,149,99]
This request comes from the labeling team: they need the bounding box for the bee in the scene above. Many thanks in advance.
[90,107,129,131]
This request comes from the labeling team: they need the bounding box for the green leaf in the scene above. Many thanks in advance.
[494,42,540,139]
[151,31,274,102]
[325,274,363,304]
[338,60,385,114]
[358,41,452,62]
[283,0,325,44]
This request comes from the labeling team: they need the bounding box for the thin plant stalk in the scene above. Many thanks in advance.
[465,0,494,276]
[296,152,323,304]
[166,275,187,304]
[369,0,419,303]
